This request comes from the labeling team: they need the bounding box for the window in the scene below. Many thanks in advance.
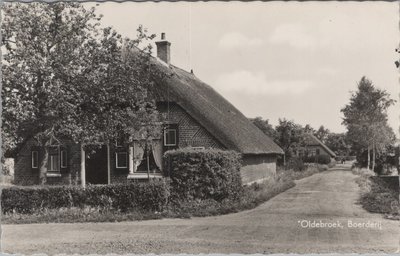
[61,150,67,168]
[32,151,39,168]
[48,155,60,172]
[116,152,128,168]
[316,148,320,155]
[47,147,60,172]
[164,129,177,146]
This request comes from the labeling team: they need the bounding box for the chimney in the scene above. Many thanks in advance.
[155,32,171,64]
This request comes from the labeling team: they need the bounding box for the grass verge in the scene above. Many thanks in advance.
[352,167,399,220]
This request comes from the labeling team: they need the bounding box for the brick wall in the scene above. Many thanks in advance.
[14,139,39,185]
[240,154,277,184]
[14,139,81,186]
[14,102,225,185]
[158,102,225,149]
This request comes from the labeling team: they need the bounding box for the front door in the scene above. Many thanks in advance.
[86,146,108,184]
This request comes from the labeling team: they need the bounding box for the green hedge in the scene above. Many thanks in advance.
[164,149,243,202]
[303,154,331,164]
[1,180,169,214]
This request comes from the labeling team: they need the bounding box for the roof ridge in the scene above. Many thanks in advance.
[306,133,336,157]
[149,52,284,155]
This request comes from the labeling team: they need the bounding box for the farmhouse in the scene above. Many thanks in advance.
[14,33,283,186]
[295,133,336,161]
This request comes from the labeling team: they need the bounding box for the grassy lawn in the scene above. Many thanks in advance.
[2,164,331,224]
[352,168,399,220]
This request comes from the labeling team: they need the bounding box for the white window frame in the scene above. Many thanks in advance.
[164,129,177,146]
[60,150,67,168]
[115,152,128,168]
[32,151,39,168]
[48,155,60,172]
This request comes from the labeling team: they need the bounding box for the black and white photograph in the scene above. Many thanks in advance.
[1,1,399,254]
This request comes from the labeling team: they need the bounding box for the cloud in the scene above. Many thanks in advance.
[269,23,317,49]
[218,32,263,50]
[214,70,314,95]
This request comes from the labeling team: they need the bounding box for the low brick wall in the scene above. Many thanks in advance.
[241,154,277,184]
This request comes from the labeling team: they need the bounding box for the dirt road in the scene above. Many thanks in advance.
[2,166,399,254]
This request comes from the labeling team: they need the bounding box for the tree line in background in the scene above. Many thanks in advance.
[250,117,349,162]
[250,76,398,175]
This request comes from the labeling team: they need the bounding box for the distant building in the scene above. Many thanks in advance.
[295,133,336,160]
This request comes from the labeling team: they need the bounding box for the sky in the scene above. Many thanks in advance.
[87,1,399,136]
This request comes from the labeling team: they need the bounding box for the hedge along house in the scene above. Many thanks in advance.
[14,33,283,186]
[295,133,336,161]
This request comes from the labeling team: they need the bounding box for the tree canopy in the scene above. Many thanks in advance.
[249,117,278,142]
[275,118,305,158]
[341,76,395,171]
[2,3,161,183]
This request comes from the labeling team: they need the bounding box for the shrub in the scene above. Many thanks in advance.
[359,177,398,214]
[352,167,375,178]
[1,180,169,214]
[327,160,336,168]
[318,164,329,171]
[303,155,331,164]
[286,157,305,171]
[168,176,296,218]
[164,149,243,202]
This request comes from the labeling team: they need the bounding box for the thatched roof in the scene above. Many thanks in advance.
[303,133,336,157]
[149,58,284,155]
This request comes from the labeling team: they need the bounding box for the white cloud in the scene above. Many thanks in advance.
[218,32,263,50]
[269,23,317,49]
[214,70,314,95]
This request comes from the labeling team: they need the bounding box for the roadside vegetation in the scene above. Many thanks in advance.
[2,150,333,224]
[352,167,399,220]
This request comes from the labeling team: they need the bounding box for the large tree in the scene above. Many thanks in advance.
[325,133,351,157]
[341,76,395,171]
[249,117,278,141]
[314,125,330,143]
[2,3,160,184]
[275,118,305,159]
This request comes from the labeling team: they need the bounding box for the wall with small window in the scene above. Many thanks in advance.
[15,101,227,186]
[14,138,80,185]
[157,102,224,150]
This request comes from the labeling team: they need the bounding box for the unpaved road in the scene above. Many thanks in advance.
[2,166,399,254]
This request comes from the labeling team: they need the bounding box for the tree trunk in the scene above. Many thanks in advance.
[147,148,150,181]
[39,146,49,185]
[283,153,286,167]
[367,145,370,170]
[372,141,376,172]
